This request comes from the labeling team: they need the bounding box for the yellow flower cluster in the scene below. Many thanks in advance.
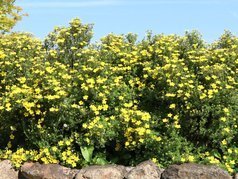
[120,108,157,148]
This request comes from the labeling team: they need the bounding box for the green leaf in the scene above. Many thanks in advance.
[110,156,119,163]
[94,157,108,165]
[80,145,94,162]
[213,150,221,159]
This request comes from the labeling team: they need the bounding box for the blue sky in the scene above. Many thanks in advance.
[14,0,238,43]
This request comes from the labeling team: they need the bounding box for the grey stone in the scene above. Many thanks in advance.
[125,166,135,173]
[0,160,18,179]
[126,160,163,179]
[0,160,233,179]
[75,164,127,179]
[161,163,232,179]
[234,173,238,179]
[20,162,79,179]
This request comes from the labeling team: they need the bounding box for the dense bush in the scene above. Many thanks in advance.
[0,0,24,32]
[0,18,237,173]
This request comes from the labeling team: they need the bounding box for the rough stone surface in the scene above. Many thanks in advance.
[75,164,127,179]
[0,160,18,179]
[234,173,238,179]
[126,160,163,179]
[0,160,235,179]
[125,166,135,173]
[20,162,79,179]
[161,163,232,179]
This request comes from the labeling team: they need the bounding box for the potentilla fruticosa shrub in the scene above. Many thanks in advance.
[0,19,237,172]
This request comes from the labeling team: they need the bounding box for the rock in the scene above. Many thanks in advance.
[125,166,135,173]
[0,160,18,179]
[126,160,163,179]
[161,163,232,179]
[234,173,238,179]
[0,160,232,179]
[20,162,79,179]
[75,164,127,179]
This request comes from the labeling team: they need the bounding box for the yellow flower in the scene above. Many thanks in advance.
[52,146,58,152]
[65,140,71,146]
[181,157,186,162]
[167,113,173,118]
[10,134,15,139]
[151,158,158,163]
[58,141,64,146]
[124,102,133,108]
[175,124,181,129]
[49,107,59,112]
[5,102,12,111]
[162,118,168,123]
[188,155,195,162]
[79,101,84,105]
[18,77,26,84]
[165,93,176,97]
[169,104,176,109]
[223,108,229,113]
[230,160,235,165]
[137,127,146,136]
[118,96,124,100]
[220,117,226,122]
[155,136,162,142]
[223,127,230,133]
[56,38,65,44]
[0,51,6,58]
[7,142,12,148]
[221,139,227,145]
[83,95,88,100]
[173,115,179,120]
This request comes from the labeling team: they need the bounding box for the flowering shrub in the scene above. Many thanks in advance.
[0,0,24,32]
[0,19,237,173]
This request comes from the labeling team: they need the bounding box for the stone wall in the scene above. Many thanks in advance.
[0,159,236,179]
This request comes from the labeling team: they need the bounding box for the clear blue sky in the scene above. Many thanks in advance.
[14,0,238,43]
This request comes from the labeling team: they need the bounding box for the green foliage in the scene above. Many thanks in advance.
[44,18,93,68]
[80,145,94,162]
[0,0,25,33]
[0,18,237,173]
